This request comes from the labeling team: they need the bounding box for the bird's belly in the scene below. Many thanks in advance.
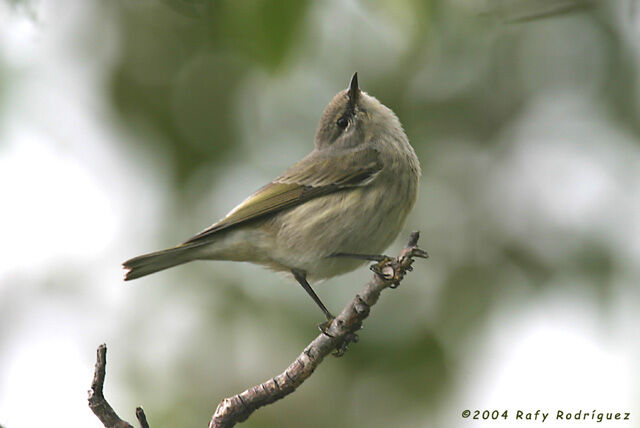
[265,185,411,280]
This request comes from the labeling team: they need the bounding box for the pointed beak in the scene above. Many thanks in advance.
[347,72,359,104]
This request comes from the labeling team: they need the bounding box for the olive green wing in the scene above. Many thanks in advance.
[183,147,381,245]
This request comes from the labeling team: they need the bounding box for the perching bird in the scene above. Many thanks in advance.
[123,73,420,322]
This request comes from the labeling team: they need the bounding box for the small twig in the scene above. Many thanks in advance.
[88,344,149,428]
[209,231,428,428]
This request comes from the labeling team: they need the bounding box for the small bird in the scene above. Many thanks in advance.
[123,73,420,322]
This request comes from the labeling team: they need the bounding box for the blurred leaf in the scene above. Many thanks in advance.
[109,0,310,185]
[344,329,449,406]
[435,264,499,344]
[203,0,310,70]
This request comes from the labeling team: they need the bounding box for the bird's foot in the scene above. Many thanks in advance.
[369,255,395,280]
[317,317,361,356]
[317,315,335,338]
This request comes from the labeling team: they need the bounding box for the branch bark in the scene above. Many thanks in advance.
[88,231,427,428]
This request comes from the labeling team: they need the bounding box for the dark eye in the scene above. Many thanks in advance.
[336,116,348,129]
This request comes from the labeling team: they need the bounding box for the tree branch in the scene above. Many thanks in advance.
[209,231,427,428]
[88,344,149,428]
[88,232,427,428]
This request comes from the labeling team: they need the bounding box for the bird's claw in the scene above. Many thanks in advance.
[317,318,335,338]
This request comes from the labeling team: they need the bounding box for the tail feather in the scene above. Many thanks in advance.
[123,245,195,280]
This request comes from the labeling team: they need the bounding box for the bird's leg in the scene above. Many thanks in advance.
[330,252,394,278]
[291,269,335,334]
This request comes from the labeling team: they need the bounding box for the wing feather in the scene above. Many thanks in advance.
[183,147,381,244]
